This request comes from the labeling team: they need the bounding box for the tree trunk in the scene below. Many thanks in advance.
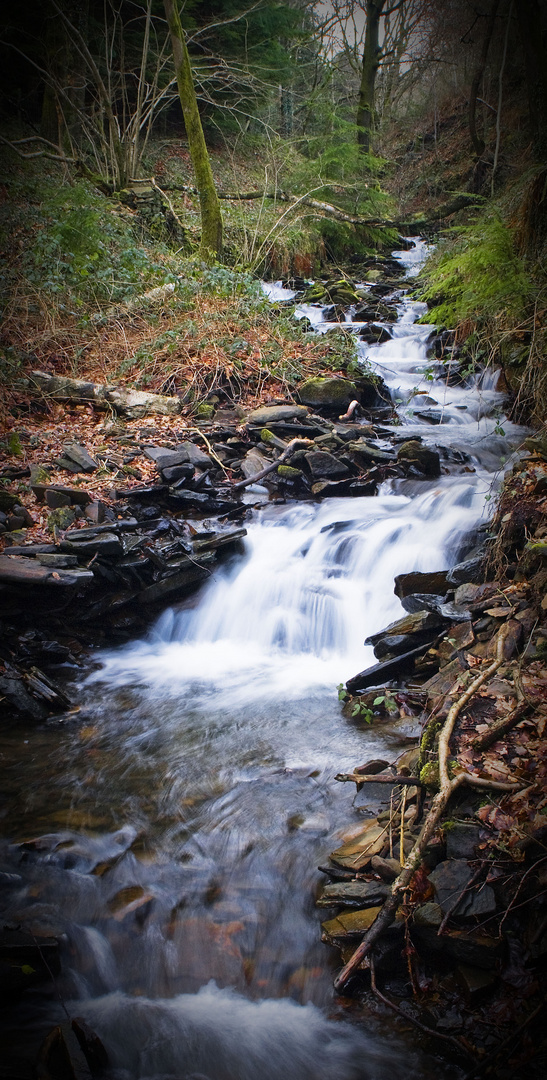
[518,0,547,161]
[163,0,223,262]
[468,0,500,158]
[357,0,385,154]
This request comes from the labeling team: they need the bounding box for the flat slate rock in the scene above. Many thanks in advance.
[63,443,98,472]
[0,555,94,587]
[245,404,309,424]
[317,880,390,907]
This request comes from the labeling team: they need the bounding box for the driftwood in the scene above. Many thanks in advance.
[232,438,313,491]
[333,624,521,993]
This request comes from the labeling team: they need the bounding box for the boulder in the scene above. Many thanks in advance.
[396,439,441,478]
[359,324,392,344]
[297,378,359,410]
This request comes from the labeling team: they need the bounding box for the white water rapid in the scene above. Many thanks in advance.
[1,242,527,1080]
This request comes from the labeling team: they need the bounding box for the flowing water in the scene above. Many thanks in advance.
[0,243,528,1079]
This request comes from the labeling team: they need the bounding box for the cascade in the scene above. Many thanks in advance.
[1,242,527,1079]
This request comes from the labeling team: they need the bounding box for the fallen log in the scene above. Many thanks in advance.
[29,371,181,419]
[333,624,520,993]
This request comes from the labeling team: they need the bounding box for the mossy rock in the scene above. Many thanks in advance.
[277,465,302,479]
[420,761,440,789]
[195,401,215,419]
[297,377,358,409]
[47,507,76,532]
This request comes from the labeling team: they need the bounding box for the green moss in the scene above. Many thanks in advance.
[419,761,440,790]
[417,211,533,327]
[277,464,302,478]
[47,507,76,532]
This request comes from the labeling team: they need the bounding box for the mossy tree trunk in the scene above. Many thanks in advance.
[163,0,223,262]
[356,0,386,154]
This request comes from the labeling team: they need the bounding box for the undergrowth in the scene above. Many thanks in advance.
[417,211,534,327]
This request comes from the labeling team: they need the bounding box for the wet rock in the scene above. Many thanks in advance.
[0,554,93,587]
[366,610,446,659]
[241,447,272,479]
[317,880,390,907]
[60,533,123,557]
[305,451,349,480]
[138,559,213,604]
[447,556,485,585]
[162,463,196,485]
[321,906,383,942]
[359,324,392,344]
[394,570,451,598]
[297,377,359,410]
[396,440,441,478]
[329,821,386,870]
[37,553,79,569]
[0,673,50,721]
[370,856,401,882]
[346,440,396,464]
[245,404,309,424]
[63,443,98,472]
[346,639,439,693]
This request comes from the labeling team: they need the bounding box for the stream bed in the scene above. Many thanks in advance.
[0,243,528,1079]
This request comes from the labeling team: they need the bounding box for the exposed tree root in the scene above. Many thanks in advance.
[334,625,521,993]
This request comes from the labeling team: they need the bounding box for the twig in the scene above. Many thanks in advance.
[335,772,425,787]
[369,957,477,1058]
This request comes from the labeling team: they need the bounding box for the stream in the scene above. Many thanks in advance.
[0,242,528,1079]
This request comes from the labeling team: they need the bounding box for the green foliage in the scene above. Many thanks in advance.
[23,182,177,306]
[418,212,534,327]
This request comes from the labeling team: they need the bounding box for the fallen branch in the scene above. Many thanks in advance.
[232,438,313,491]
[333,626,519,993]
[335,772,425,787]
[472,700,532,751]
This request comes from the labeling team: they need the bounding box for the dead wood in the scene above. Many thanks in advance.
[231,438,313,490]
[335,772,425,787]
[333,625,521,993]
[472,700,532,751]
